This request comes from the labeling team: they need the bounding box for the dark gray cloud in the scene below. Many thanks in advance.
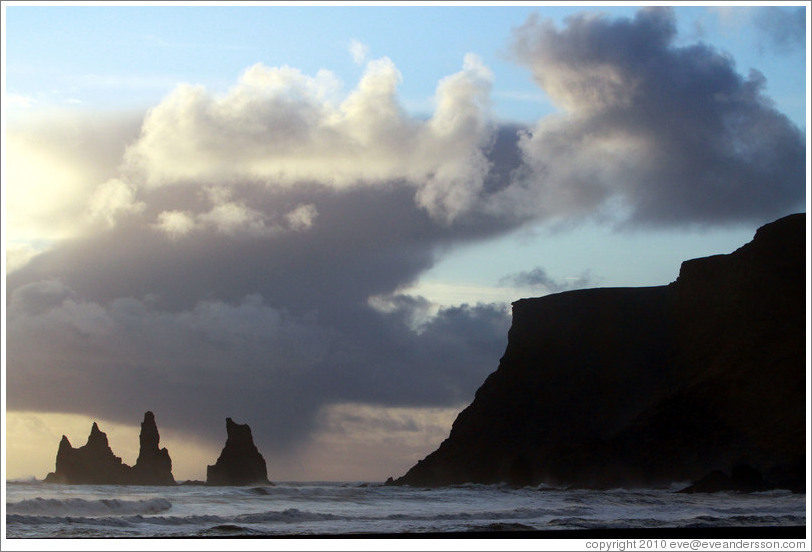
[498,7,805,227]
[6,7,806,462]
[6,180,513,451]
[499,267,597,293]
[753,7,805,54]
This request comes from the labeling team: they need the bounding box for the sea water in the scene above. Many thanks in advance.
[4,480,806,538]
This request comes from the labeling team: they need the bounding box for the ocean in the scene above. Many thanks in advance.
[4,479,807,541]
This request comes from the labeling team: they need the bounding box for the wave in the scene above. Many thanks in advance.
[466,522,538,532]
[243,486,273,495]
[7,505,590,529]
[544,514,807,531]
[5,477,44,485]
[5,497,172,516]
[237,508,341,523]
[6,513,223,529]
[6,514,136,528]
[9,508,803,531]
[198,524,269,536]
[686,514,806,527]
[380,505,592,522]
[7,485,805,538]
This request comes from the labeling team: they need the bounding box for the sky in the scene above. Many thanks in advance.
[2,2,809,482]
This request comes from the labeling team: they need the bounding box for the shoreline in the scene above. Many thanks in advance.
[219,526,810,539]
[19,526,805,540]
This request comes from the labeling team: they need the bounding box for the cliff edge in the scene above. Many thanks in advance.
[391,213,806,490]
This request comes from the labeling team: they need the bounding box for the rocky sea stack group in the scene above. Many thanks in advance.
[44,412,271,486]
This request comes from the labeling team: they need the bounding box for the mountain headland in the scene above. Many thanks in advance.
[391,213,806,491]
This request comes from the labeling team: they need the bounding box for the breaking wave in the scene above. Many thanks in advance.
[8,505,588,527]
[6,497,172,516]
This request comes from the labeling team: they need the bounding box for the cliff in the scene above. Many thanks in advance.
[206,418,272,486]
[392,213,806,490]
[44,412,176,485]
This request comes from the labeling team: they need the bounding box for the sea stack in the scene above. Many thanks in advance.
[130,411,176,485]
[206,418,272,486]
[44,422,131,484]
[391,213,806,491]
[43,412,177,485]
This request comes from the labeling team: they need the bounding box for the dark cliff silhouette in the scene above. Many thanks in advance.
[44,412,175,485]
[206,418,272,486]
[391,213,806,491]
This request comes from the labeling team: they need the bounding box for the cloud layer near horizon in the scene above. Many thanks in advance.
[5,8,805,469]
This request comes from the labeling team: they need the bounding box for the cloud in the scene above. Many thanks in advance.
[275,403,462,481]
[6,275,510,451]
[285,203,318,231]
[5,7,806,476]
[197,201,270,237]
[153,210,199,239]
[415,53,495,222]
[7,159,514,456]
[89,178,145,228]
[5,111,143,245]
[499,267,598,293]
[7,93,35,109]
[349,39,369,65]
[752,7,806,54]
[711,7,806,55]
[497,7,805,227]
[153,200,318,240]
[122,54,494,223]
[6,243,46,275]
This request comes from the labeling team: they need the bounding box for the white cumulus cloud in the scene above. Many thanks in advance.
[89,178,145,228]
[349,38,369,65]
[121,55,495,223]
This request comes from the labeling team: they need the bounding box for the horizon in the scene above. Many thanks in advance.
[3,2,810,483]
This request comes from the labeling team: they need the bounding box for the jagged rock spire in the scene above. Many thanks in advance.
[44,421,129,484]
[131,411,175,485]
[44,412,176,485]
[206,417,272,486]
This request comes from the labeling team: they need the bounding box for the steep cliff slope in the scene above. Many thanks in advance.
[392,213,806,490]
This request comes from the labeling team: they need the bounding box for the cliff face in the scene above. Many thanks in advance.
[393,213,806,490]
[206,418,272,486]
[44,412,176,485]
